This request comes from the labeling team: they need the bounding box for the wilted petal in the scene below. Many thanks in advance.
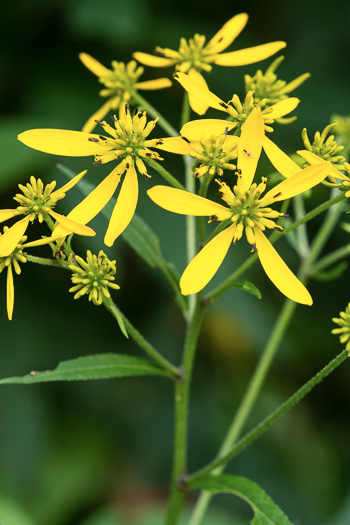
[104,164,139,246]
[255,228,312,305]
[50,211,96,236]
[207,13,249,54]
[180,224,235,295]
[263,162,330,203]
[263,136,300,178]
[237,107,264,191]
[147,185,228,216]
[215,41,286,66]
[136,78,172,90]
[175,72,227,112]
[155,137,193,156]
[53,168,121,237]
[267,98,299,119]
[6,264,14,321]
[181,119,236,140]
[79,53,109,77]
[187,69,210,115]
[133,52,176,68]
[18,129,111,157]
[0,217,30,257]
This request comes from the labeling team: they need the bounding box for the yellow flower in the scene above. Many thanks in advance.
[133,13,286,114]
[175,72,304,180]
[79,53,172,133]
[147,109,331,304]
[332,303,350,350]
[0,227,66,320]
[0,172,95,258]
[18,108,190,247]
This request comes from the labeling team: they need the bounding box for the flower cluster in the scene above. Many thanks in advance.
[332,303,350,351]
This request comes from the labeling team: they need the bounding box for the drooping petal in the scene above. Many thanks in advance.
[23,235,63,248]
[267,98,299,119]
[136,78,172,90]
[180,224,235,295]
[0,217,30,257]
[175,72,227,112]
[297,149,348,180]
[53,168,121,237]
[104,164,139,246]
[263,136,300,178]
[187,69,210,115]
[206,13,249,54]
[79,53,109,77]
[214,41,286,66]
[6,264,14,321]
[132,52,176,68]
[154,137,193,156]
[254,228,312,305]
[50,211,96,236]
[237,107,264,191]
[52,170,87,198]
[147,186,229,216]
[82,99,114,133]
[181,119,236,140]
[18,129,112,157]
[0,209,18,224]
[263,162,330,203]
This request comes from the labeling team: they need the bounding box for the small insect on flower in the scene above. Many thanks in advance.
[243,149,254,157]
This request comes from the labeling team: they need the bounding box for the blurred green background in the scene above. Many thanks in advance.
[1,0,350,523]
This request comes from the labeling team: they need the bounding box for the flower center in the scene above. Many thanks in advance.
[157,34,215,74]
[13,177,59,222]
[99,60,143,101]
[0,228,27,274]
[188,134,237,177]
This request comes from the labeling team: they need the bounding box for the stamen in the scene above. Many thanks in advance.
[181,136,191,143]
[219,102,229,110]
[93,160,102,167]
[95,120,105,126]
[88,137,99,142]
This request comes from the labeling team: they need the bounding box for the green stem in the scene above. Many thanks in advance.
[132,92,178,138]
[310,243,350,274]
[26,254,69,268]
[104,299,180,378]
[165,298,204,525]
[144,157,185,190]
[186,349,349,485]
[188,299,297,524]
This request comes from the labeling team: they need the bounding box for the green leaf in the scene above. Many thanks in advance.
[189,474,292,525]
[230,280,262,299]
[0,354,169,384]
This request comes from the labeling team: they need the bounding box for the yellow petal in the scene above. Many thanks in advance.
[0,209,18,224]
[82,99,114,133]
[136,78,172,90]
[267,98,299,119]
[297,150,348,181]
[214,41,286,66]
[52,170,87,198]
[155,137,193,156]
[104,164,139,246]
[79,53,109,77]
[0,217,30,257]
[175,72,226,112]
[6,264,14,321]
[132,52,176,68]
[206,13,249,54]
[237,107,264,191]
[254,228,312,305]
[18,129,112,157]
[187,70,210,115]
[263,162,330,202]
[262,136,300,178]
[180,224,235,295]
[50,211,96,236]
[53,168,121,237]
[181,119,236,141]
[23,235,62,248]
[147,186,228,216]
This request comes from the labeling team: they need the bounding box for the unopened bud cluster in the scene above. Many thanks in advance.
[69,250,120,306]
[302,124,346,169]
[189,134,237,177]
[332,303,350,351]
[99,60,144,103]
[13,177,61,222]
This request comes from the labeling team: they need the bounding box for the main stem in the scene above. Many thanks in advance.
[165,298,204,524]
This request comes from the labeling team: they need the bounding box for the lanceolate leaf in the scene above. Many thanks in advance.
[230,280,262,299]
[189,474,293,525]
[0,354,169,384]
